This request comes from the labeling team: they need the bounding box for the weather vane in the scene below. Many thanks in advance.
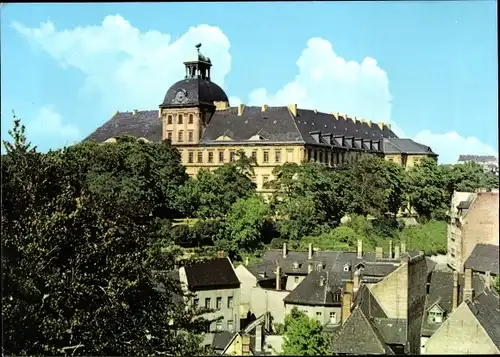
[195,43,202,51]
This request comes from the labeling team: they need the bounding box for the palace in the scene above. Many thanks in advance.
[86,44,437,192]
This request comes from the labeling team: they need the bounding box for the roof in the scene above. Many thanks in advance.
[330,307,394,355]
[448,191,476,217]
[382,138,437,156]
[458,155,498,163]
[421,271,487,336]
[466,289,500,349]
[246,262,280,281]
[464,244,500,275]
[283,271,346,306]
[363,263,399,277]
[184,258,240,290]
[85,110,162,142]
[353,284,388,319]
[372,318,407,345]
[161,77,228,108]
[212,331,238,351]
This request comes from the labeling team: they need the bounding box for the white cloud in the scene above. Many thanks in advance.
[27,105,81,146]
[12,15,232,112]
[413,130,498,164]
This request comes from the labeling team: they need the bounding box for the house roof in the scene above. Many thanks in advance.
[421,271,487,337]
[353,284,388,319]
[245,262,280,281]
[372,318,407,345]
[184,258,240,290]
[466,289,500,349]
[458,155,498,163]
[382,138,437,156]
[212,331,238,352]
[330,307,394,355]
[363,262,399,277]
[464,244,500,275]
[161,77,229,108]
[283,271,347,306]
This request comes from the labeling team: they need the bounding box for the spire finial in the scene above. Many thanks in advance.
[195,43,202,52]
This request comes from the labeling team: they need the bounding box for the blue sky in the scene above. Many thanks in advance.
[1,1,498,163]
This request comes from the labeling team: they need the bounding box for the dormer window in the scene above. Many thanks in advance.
[292,261,299,270]
[343,264,351,272]
[317,263,323,272]
[333,293,341,302]
[428,311,443,323]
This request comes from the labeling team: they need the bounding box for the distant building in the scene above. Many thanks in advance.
[457,155,498,175]
[447,191,499,272]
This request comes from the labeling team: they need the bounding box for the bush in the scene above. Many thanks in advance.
[400,220,447,255]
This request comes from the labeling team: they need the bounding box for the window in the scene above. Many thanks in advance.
[208,152,214,163]
[329,312,337,324]
[343,264,351,272]
[314,150,318,161]
[319,151,323,163]
[316,311,322,319]
[178,130,184,142]
[333,294,340,302]
[167,115,173,124]
[193,298,199,308]
[188,131,194,142]
[216,297,222,309]
[197,151,203,163]
[252,151,257,160]
[428,311,443,324]
[188,114,194,124]
[167,131,173,141]
[205,298,211,309]
[275,150,281,163]
[294,276,299,283]
[230,151,236,162]
[263,151,269,163]
[218,151,224,163]
[262,175,269,185]
[227,296,234,309]
[286,149,294,162]
[178,114,183,124]
[227,320,234,332]
[216,320,223,331]
[188,152,194,163]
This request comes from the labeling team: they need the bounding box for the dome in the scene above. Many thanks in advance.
[160,77,229,108]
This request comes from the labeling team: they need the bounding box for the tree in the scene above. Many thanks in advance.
[399,220,447,255]
[2,118,209,356]
[405,157,448,221]
[224,196,272,253]
[443,162,499,196]
[281,308,331,356]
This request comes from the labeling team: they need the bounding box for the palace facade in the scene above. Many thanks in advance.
[86,44,437,191]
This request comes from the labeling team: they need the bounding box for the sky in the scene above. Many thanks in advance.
[1,1,498,163]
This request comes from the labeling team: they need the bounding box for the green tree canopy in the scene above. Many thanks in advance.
[281,308,331,356]
[2,118,209,356]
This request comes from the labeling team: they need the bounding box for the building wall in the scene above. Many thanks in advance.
[423,303,500,354]
[249,288,289,325]
[193,287,242,332]
[407,254,429,355]
[225,334,245,356]
[384,153,433,171]
[370,262,408,319]
[234,265,259,315]
[285,275,306,291]
[284,303,341,326]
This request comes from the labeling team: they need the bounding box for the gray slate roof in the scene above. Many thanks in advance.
[212,331,237,352]
[353,284,388,319]
[331,307,394,355]
[458,155,498,163]
[372,318,407,345]
[161,78,228,108]
[184,258,240,290]
[383,137,437,156]
[246,262,281,282]
[464,244,500,275]
[283,270,347,306]
[466,289,500,349]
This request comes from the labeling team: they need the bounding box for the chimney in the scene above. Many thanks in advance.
[255,324,263,353]
[386,123,392,130]
[400,241,406,254]
[308,263,313,274]
[377,122,384,130]
[389,240,393,259]
[395,245,400,258]
[217,250,224,258]
[353,270,361,292]
[132,109,138,115]
[463,268,474,301]
[452,271,459,311]
[276,265,281,290]
[237,104,245,116]
[333,112,339,119]
[308,243,313,260]
[375,247,383,260]
[485,271,491,289]
[342,291,352,325]
[287,104,297,116]
[261,104,268,112]
[283,243,287,258]
[242,335,250,355]
[357,239,363,259]
[344,280,354,295]
[245,256,249,266]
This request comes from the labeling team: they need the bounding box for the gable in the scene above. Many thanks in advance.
[369,263,408,319]
[429,303,445,314]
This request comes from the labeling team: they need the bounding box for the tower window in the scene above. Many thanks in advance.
[208,152,214,163]
[230,151,236,162]
[167,115,173,125]
[197,151,203,163]
[263,151,269,163]
[178,130,184,142]
[188,152,194,163]
[178,114,183,124]
[218,151,224,163]
[275,150,281,163]
[188,114,194,124]
[188,131,194,142]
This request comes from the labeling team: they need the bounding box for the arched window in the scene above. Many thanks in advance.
[188,114,194,124]
[178,130,184,142]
